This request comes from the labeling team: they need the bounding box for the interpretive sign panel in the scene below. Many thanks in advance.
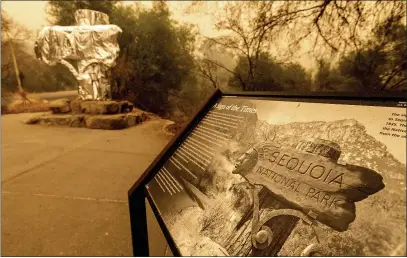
[140,93,406,256]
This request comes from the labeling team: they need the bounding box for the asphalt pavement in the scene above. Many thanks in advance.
[1,112,174,256]
[27,90,78,101]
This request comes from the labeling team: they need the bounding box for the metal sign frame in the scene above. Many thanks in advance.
[127,89,406,256]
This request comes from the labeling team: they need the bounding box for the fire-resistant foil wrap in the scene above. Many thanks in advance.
[34,9,122,100]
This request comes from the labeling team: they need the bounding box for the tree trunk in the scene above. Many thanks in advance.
[222,188,299,256]
[8,37,23,93]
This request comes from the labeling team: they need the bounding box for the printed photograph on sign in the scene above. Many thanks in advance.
[146,97,406,256]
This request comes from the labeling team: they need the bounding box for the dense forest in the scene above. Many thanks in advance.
[2,1,406,120]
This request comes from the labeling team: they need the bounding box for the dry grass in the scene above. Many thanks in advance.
[2,99,50,114]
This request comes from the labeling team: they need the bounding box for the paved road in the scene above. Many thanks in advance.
[27,90,77,101]
[1,112,174,256]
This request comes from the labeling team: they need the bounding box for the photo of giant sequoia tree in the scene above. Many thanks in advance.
[148,97,406,256]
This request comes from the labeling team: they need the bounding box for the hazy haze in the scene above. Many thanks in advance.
[1,0,317,71]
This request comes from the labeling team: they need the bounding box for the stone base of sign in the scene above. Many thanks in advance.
[25,110,148,130]
[49,98,134,115]
[26,98,148,130]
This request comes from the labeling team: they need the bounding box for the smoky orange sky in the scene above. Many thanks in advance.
[1,0,319,71]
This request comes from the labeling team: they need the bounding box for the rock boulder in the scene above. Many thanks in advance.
[69,98,83,114]
[70,115,86,127]
[119,101,134,113]
[38,114,72,126]
[49,98,71,114]
[80,101,120,114]
[84,114,128,130]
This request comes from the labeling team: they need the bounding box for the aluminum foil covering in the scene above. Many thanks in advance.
[34,9,122,100]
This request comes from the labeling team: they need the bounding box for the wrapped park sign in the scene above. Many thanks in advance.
[35,9,122,100]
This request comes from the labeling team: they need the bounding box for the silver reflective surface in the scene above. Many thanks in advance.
[35,9,122,100]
